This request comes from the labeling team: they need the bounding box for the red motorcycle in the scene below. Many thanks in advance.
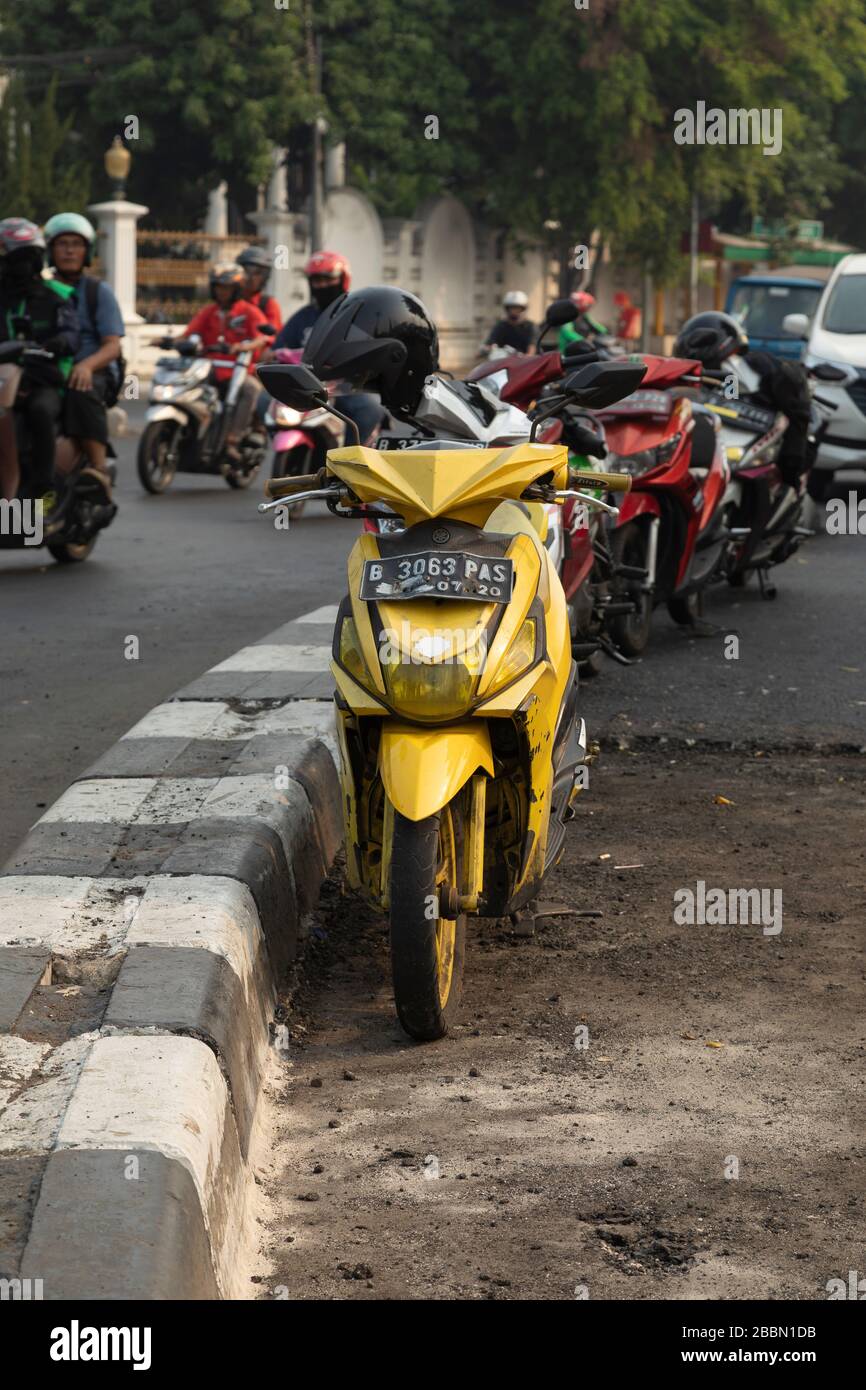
[597,354,731,656]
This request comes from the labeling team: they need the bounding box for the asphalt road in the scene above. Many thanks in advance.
[1,403,863,860]
[0,403,355,861]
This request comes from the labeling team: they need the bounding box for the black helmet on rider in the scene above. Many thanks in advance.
[302,285,439,416]
[236,245,272,287]
[674,311,749,370]
[209,262,246,304]
[0,218,46,286]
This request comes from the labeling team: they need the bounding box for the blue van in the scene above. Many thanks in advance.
[725,268,831,360]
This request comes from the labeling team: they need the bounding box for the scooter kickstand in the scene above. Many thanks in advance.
[757,567,777,601]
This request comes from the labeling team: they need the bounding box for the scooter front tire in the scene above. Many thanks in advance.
[389,804,466,1042]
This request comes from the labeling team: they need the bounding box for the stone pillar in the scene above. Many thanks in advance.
[267,148,289,212]
[204,181,229,236]
[87,198,149,323]
[325,141,347,190]
[247,208,297,318]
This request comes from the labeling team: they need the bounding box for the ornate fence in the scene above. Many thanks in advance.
[134,231,265,323]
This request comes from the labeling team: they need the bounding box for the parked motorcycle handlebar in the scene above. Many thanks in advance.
[264,469,328,500]
[577,470,632,492]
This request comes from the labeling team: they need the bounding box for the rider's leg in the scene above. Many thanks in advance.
[20,386,61,498]
[0,410,20,501]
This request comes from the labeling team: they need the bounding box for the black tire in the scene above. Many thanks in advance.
[389,803,466,1042]
[137,420,179,494]
[807,470,835,504]
[668,591,701,626]
[578,648,604,678]
[608,522,653,657]
[224,463,260,490]
[47,538,96,564]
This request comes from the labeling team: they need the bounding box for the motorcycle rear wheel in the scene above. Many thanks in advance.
[47,538,96,564]
[137,421,178,494]
[389,802,466,1042]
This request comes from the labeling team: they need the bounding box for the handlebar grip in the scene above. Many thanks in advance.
[264,471,324,500]
[579,470,632,492]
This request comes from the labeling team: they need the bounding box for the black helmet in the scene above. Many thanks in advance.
[0,218,46,282]
[236,245,271,275]
[302,285,439,415]
[674,312,748,369]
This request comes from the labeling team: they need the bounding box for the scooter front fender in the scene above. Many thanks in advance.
[273,427,314,454]
[144,404,189,428]
[380,720,494,823]
[617,491,662,523]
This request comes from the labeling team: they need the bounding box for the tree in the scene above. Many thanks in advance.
[0,76,90,223]
[0,0,311,226]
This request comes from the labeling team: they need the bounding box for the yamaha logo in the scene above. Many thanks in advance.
[431,527,451,544]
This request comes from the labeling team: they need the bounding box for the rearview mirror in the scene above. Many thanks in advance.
[562,359,647,408]
[809,361,848,382]
[545,298,580,327]
[258,321,277,337]
[257,362,329,410]
[782,312,810,339]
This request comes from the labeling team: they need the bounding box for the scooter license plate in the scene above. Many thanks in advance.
[360,551,514,602]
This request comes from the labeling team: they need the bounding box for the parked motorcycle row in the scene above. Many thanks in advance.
[250,289,840,1043]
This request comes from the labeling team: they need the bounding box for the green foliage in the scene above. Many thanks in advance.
[1,0,864,258]
[0,77,91,223]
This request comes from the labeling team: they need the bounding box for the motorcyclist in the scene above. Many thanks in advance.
[483,290,535,356]
[236,245,283,333]
[558,290,608,354]
[674,311,813,488]
[44,212,123,500]
[273,250,382,444]
[181,263,270,457]
[0,218,80,518]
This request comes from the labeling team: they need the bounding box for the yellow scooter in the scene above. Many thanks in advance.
[259,356,645,1041]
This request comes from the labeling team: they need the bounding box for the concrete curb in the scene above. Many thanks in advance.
[0,605,341,1299]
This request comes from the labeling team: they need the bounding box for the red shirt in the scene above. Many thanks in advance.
[249,289,283,333]
[186,299,267,379]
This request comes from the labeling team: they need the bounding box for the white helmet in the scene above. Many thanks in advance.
[503,290,529,309]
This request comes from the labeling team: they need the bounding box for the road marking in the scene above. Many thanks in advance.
[294,604,339,625]
[209,644,331,673]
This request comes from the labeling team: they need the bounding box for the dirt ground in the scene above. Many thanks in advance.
[256,747,865,1301]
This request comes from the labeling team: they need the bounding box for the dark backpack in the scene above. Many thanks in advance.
[83,276,126,406]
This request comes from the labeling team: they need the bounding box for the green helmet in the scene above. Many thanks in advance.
[44,212,97,266]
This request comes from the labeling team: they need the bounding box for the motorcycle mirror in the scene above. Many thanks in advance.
[258,322,277,337]
[545,298,580,327]
[562,359,647,408]
[258,363,330,410]
[781,312,810,339]
[809,361,848,382]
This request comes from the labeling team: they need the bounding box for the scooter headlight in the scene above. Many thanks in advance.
[383,660,477,720]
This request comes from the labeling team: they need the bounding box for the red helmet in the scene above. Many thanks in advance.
[571,290,595,313]
[304,250,351,292]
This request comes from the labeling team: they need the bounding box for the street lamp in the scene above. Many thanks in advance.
[104,137,131,200]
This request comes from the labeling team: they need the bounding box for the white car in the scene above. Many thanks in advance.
[783,253,866,492]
